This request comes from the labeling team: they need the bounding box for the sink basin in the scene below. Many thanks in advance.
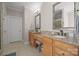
[54,35,66,39]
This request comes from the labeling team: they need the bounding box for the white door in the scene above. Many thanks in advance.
[3,16,22,43]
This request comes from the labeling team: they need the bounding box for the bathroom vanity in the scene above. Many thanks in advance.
[29,31,79,56]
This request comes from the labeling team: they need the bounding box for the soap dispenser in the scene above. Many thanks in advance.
[60,30,63,36]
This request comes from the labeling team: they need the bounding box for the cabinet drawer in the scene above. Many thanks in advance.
[54,47,73,56]
[54,40,78,55]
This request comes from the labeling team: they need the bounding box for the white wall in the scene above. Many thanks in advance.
[24,7,34,45]
[7,8,23,17]
[41,2,54,31]
[2,3,8,44]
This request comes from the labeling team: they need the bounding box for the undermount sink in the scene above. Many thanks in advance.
[54,35,66,39]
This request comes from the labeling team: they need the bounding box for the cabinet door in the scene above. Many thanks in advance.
[54,40,78,55]
[53,40,79,56]
[29,32,33,46]
[31,34,36,47]
[29,32,32,45]
[42,45,52,56]
[29,32,35,47]
[42,37,52,56]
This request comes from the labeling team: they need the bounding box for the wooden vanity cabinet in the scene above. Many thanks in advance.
[29,32,36,47]
[29,32,32,45]
[42,36,53,56]
[53,39,79,56]
[29,32,79,56]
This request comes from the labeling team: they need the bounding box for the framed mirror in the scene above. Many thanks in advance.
[35,13,41,32]
[53,2,63,29]
[53,2,74,30]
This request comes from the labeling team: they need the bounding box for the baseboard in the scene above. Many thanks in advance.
[10,40,23,43]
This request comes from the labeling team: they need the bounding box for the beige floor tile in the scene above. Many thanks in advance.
[1,41,42,56]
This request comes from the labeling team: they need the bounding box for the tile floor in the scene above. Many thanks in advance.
[1,41,42,56]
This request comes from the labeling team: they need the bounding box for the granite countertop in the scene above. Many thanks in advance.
[34,32,79,46]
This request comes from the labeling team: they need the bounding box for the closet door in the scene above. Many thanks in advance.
[6,16,22,43]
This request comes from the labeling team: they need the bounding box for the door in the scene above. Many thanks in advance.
[3,16,22,44]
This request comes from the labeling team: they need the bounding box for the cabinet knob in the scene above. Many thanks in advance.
[62,53,65,55]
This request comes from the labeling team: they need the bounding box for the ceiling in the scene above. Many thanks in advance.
[5,2,43,12]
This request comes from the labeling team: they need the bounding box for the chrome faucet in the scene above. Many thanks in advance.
[60,30,63,36]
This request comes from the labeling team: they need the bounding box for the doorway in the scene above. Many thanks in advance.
[7,16,22,43]
[3,16,22,44]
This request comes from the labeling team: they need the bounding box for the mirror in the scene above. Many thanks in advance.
[35,13,41,32]
[53,2,74,29]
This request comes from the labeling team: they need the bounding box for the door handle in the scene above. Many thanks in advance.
[62,53,65,56]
